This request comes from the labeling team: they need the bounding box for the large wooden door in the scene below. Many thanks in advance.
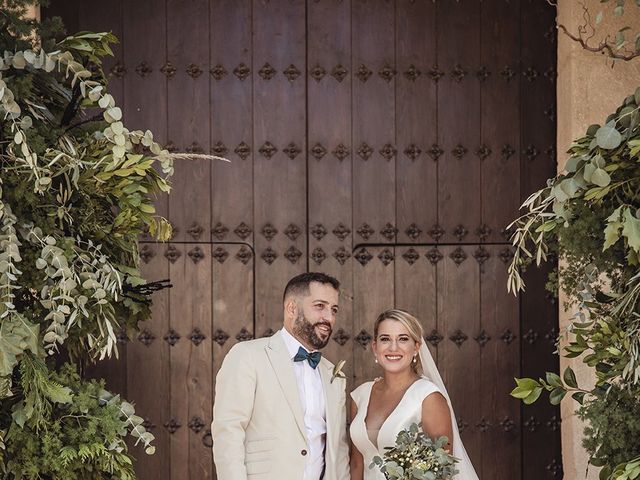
[47,1,561,478]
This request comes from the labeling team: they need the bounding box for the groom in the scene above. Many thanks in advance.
[212,272,350,480]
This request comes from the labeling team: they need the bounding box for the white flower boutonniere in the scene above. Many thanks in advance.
[331,359,347,383]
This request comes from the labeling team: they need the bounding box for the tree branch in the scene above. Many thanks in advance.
[60,83,82,127]
[62,113,104,133]
[558,23,640,61]
[554,1,640,62]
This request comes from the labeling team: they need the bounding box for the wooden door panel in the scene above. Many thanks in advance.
[210,0,254,246]
[352,0,396,245]
[480,0,521,244]
[252,0,307,336]
[395,0,438,244]
[307,0,354,385]
[480,246,521,479]
[437,0,481,244]
[132,244,171,478]
[167,244,213,479]
[118,4,172,472]
[122,0,170,223]
[46,1,560,478]
[167,0,211,242]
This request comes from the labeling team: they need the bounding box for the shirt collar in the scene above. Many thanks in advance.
[281,327,317,359]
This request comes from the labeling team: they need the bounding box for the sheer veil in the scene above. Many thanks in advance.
[419,343,479,480]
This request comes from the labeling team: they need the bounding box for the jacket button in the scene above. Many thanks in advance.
[301,449,307,456]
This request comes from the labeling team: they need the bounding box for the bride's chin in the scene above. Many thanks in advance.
[380,362,411,373]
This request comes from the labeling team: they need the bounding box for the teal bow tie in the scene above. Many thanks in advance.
[293,346,321,369]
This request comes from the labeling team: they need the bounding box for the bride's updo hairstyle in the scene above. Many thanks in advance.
[374,309,424,373]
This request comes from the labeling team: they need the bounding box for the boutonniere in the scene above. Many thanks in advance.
[331,360,346,383]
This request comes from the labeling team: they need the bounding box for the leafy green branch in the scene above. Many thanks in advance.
[511,368,588,406]
[506,85,640,476]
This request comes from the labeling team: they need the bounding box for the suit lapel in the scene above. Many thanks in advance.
[319,357,338,464]
[266,331,306,438]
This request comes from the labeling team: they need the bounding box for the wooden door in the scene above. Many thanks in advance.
[47,1,561,478]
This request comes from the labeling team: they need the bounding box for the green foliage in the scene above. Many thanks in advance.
[507,88,640,477]
[0,0,176,477]
[579,385,640,476]
[0,1,62,54]
[3,363,154,479]
[608,456,640,480]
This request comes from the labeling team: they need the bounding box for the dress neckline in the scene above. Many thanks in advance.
[363,377,423,449]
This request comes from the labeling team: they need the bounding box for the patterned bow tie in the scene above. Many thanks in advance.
[293,346,322,369]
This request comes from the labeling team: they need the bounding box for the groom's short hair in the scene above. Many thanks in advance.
[283,272,340,302]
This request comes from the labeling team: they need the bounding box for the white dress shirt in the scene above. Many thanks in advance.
[281,328,327,480]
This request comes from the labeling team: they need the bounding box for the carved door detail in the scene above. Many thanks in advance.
[48,0,560,478]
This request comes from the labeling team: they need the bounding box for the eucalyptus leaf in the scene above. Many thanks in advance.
[584,162,597,182]
[98,95,110,109]
[552,184,569,202]
[595,125,622,149]
[560,178,580,197]
[591,168,611,187]
[120,401,135,417]
[618,105,638,128]
[564,156,580,173]
[0,316,40,376]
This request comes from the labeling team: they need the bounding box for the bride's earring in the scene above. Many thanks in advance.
[374,357,378,364]
[412,354,417,364]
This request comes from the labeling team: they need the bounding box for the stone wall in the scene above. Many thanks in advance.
[557,2,640,478]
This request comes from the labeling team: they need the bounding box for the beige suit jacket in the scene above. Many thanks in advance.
[212,330,350,480]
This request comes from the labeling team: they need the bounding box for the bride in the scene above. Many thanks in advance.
[349,309,479,480]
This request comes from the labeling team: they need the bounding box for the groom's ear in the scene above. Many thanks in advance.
[285,297,298,319]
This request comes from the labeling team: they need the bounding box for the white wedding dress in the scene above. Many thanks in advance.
[350,367,479,480]
[350,377,442,480]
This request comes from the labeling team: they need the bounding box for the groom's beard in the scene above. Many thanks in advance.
[293,311,332,350]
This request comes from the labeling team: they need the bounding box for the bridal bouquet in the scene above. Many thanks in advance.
[370,423,459,480]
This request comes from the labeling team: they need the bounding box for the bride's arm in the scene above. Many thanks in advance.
[421,392,454,452]
[349,398,364,480]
